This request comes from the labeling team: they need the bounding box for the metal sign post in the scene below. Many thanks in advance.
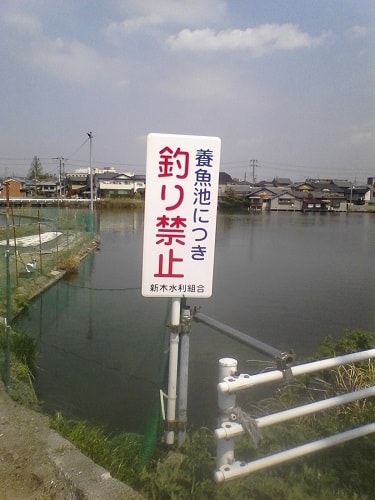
[177,301,192,445]
[165,297,181,444]
[142,133,221,444]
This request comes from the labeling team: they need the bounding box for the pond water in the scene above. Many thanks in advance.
[15,210,375,433]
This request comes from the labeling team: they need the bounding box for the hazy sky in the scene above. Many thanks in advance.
[0,0,374,182]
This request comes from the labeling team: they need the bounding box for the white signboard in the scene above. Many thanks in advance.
[142,133,221,298]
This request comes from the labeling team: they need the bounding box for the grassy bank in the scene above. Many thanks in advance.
[51,331,375,499]
[2,314,375,497]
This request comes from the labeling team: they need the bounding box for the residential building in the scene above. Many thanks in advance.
[96,172,145,198]
[0,178,26,198]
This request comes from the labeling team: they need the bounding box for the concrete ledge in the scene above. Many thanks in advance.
[47,429,145,500]
[0,382,145,499]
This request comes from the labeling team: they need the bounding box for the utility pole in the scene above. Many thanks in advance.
[62,158,65,197]
[250,159,259,186]
[4,182,11,390]
[87,132,93,211]
[54,157,65,199]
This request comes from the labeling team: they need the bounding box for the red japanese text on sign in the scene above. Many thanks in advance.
[142,134,221,298]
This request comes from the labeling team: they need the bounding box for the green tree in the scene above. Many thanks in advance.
[28,156,44,181]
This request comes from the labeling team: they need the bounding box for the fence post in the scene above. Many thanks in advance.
[217,358,238,469]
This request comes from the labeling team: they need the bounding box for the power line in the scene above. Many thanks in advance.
[67,137,90,160]
[1,154,373,180]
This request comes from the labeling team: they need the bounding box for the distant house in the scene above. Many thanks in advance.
[64,170,146,199]
[218,183,251,199]
[293,181,316,193]
[96,172,146,198]
[1,178,61,198]
[303,179,369,205]
[35,179,58,197]
[272,177,293,187]
[66,173,89,198]
[133,174,146,195]
[0,178,26,198]
[366,177,375,205]
[268,183,347,212]
[269,190,301,211]
[300,192,346,212]
[345,184,370,205]
[248,186,278,211]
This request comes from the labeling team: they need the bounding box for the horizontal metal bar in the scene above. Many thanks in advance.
[193,312,294,367]
[215,385,375,440]
[218,348,375,393]
[214,423,375,482]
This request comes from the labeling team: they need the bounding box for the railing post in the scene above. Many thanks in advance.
[216,358,237,469]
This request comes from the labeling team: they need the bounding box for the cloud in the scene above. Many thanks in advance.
[122,0,226,26]
[25,37,109,84]
[167,24,330,56]
[345,25,369,39]
[158,66,269,113]
[2,11,41,36]
[2,10,126,86]
[160,67,237,102]
[115,78,130,88]
[105,14,162,36]
[347,123,374,146]
[105,0,227,37]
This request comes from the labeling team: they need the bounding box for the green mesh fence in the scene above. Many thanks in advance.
[0,206,96,386]
[0,206,96,318]
[138,300,171,468]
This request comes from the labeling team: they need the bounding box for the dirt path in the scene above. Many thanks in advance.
[0,382,69,499]
[0,382,144,499]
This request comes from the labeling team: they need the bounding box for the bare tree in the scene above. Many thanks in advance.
[28,156,44,181]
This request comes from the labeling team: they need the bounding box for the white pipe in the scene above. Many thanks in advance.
[218,349,375,394]
[216,358,238,468]
[218,358,237,411]
[214,423,375,482]
[177,330,189,446]
[219,358,238,378]
[258,385,375,428]
[215,385,375,440]
[165,298,181,445]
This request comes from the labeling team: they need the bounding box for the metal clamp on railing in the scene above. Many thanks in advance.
[276,350,295,370]
[276,350,296,382]
[180,305,192,334]
[167,323,180,334]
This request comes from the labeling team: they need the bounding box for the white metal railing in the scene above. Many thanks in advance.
[215,350,375,483]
